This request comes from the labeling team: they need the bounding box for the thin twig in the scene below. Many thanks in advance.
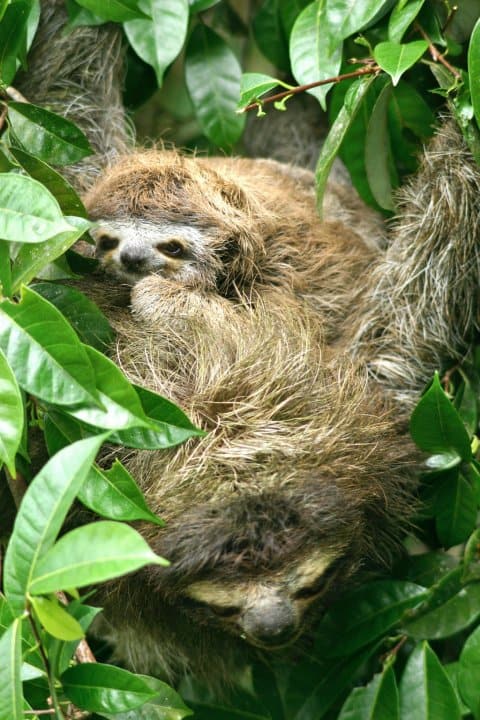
[5,86,28,103]
[240,64,381,113]
[5,467,28,509]
[415,22,461,79]
[57,591,97,664]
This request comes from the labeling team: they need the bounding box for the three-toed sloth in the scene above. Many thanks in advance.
[22,1,480,686]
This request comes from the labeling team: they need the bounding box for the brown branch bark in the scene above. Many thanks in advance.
[240,64,381,113]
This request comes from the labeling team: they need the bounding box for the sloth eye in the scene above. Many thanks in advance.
[97,235,119,251]
[210,605,241,618]
[294,577,327,600]
[157,241,184,257]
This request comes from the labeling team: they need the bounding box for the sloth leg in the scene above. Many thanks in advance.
[350,122,480,407]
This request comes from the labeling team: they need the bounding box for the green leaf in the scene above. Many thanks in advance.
[90,674,193,719]
[32,282,114,352]
[253,0,289,71]
[61,663,158,713]
[365,79,396,210]
[373,40,428,86]
[388,0,425,42]
[30,596,84,641]
[0,347,23,475]
[29,520,168,594]
[403,582,480,639]
[290,2,342,111]
[435,472,477,548]
[295,644,380,720]
[458,625,480,717]
[0,173,76,242]
[67,345,157,431]
[3,434,108,614]
[185,25,245,149]
[338,665,399,720]
[399,642,461,719]
[10,217,91,291]
[78,459,164,525]
[325,0,396,46]
[53,603,102,675]
[238,72,284,110]
[315,75,376,211]
[279,0,310,36]
[10,147,88,218]
[124,0,188,87]
[189,0,220,12]
[8,102,92,165]
[468,17,480,132]
[0,2,29,85]
[316,581,427,658]
[111,384,204,449]
[0,619,22,720]
[75,0,146,21]
[410,373,472,461]
[0,286,100,406]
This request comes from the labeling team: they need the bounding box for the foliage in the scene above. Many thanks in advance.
[0,0,480,719]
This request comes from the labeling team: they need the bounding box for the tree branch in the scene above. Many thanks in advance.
[239,64,381,113]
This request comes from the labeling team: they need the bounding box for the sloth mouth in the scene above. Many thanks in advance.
[239,628,302,650]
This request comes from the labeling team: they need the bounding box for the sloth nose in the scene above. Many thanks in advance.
[120,249,146,272]
[241,600,297,646]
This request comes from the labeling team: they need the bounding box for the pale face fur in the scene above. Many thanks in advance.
[92,218,216,287]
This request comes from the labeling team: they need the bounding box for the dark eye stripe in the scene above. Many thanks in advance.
[98,235,119,251]
[157,241,184,257]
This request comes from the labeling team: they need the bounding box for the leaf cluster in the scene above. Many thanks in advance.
[0,1,480,719]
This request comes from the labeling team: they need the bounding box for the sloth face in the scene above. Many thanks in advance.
[92,218,219,288]
[183,550,345,649]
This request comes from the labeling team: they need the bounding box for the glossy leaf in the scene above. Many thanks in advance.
[373,40,428,86]
[8,101,92,165]
[315,75,376,211]
[189,0,220,11]
[238,72,284,110]
[111,384,204,449]
[388,0,425,42]
[325,0,395,45]
[253,0,289,71]
[185,24,245,148]
[403,582,480,639]
[11,147,87,218]
[29,520,168,594]
[0,286,100,406]
[365,80,395,210]
[399,642,461,719]
[54,603,102,675]
[0,620,22,720]
[338,665,399,720]
[75,0,146,21]
[0,347,23,475]
[0,173,76,242]
[410,373,472,461]
[279,0,310,36]
[30,596,84,641]
[124,0,188,87]
[11,217,91,291]
[3,434,108,614]
[0,2,29,85]
[468,17,480,131]
[316,580,427,658]
[61,663,158,713]
[81,674,193,719]
[290,2,342,111]
[435,472,477,548]
[32,282,114,351]
[295,644,380,720]
[458,624,480,717]
[78,459,164,525]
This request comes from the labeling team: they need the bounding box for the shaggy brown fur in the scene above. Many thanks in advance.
[19,1,480,686]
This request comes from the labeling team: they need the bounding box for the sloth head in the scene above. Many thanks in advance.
[84,150,276,294]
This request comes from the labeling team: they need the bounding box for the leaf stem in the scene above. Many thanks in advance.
[28,609,66,719]
[239,64,381,113]
[0,239,12,298]
[415,22,461,78]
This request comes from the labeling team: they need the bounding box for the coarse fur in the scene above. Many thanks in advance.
[18,1,480,686]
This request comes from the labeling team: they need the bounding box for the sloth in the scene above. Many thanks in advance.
[19,0,480,686]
